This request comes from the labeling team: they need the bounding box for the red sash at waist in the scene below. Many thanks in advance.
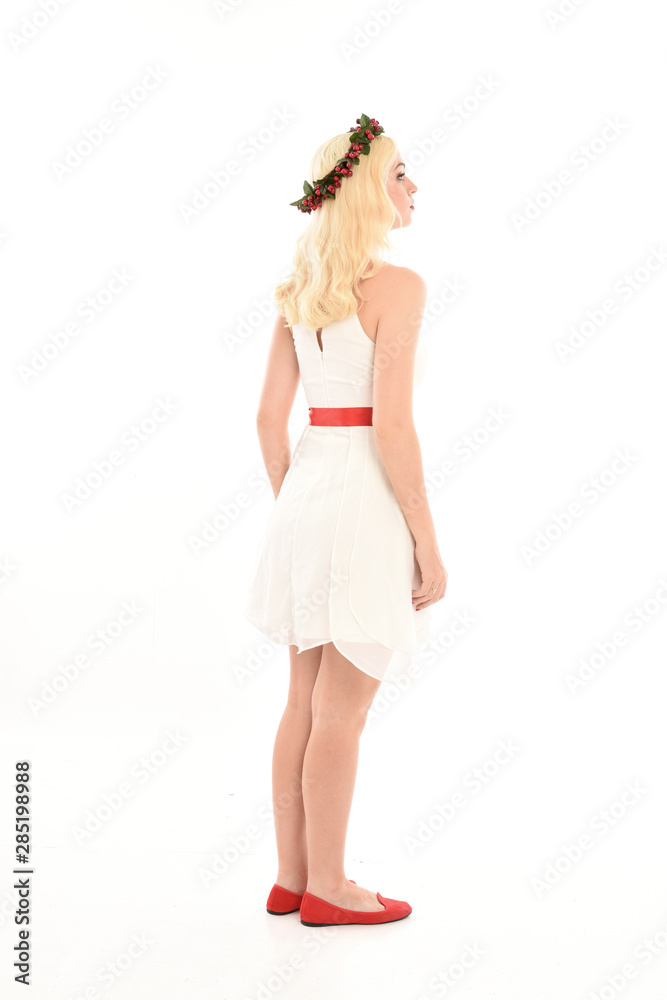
[308,406,373,426]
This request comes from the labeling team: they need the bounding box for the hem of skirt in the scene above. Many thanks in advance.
[244,612,428,655]
[244,612,432,683]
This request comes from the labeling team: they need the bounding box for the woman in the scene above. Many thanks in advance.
[244,114,447,926]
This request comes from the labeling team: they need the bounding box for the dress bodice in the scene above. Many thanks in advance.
[291,313,427,408]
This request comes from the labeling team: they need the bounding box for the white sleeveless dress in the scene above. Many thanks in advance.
[243,312,433,684]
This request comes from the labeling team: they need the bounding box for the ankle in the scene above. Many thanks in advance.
[276,869,308,890]
[306,876,349,897]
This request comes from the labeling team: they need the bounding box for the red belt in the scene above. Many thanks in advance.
[309,406,373,426]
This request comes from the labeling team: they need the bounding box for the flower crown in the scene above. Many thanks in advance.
[289,113,384,214]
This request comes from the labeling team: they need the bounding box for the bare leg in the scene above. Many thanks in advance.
[272,644,322,894]
[302,642,385,911]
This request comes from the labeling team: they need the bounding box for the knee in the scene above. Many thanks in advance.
[311,701,370,733]
[285,692,314,717]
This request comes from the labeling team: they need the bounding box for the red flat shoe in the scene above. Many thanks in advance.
[300,890,412,926]
[266,879,356,915]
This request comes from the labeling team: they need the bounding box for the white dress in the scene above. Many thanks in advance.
[243,312,433,683]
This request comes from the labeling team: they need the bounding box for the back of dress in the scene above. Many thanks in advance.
[292,313,375,408]
[243,312,432,684]
[292,312,427,407]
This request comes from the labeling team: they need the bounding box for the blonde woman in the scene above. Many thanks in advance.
[244,114,447,926]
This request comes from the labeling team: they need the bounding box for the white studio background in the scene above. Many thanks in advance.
[1,1,666,998]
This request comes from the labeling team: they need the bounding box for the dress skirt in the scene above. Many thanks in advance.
[243,422,433,683]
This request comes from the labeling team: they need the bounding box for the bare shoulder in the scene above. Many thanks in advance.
[375,265,427,336]
[376,263,426,302]
[385,263,425,281]
[374,262,425,283]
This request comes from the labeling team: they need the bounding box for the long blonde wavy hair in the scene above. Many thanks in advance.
[273,128,400,331]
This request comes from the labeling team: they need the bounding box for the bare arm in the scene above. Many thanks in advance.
[373,268,447,609]
[255,313,301,499]
[372,269,437,545]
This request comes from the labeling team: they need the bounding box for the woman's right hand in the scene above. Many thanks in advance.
[412,540,448,611]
